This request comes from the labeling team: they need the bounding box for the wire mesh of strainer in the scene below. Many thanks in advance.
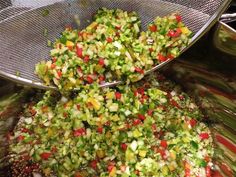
[0,0,231,90]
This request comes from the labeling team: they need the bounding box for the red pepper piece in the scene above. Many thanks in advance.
[90,160,98,169]
[106,37,113,43]
[98,58,105,66]
[76,46,83,58]
[57,70,62,78]
[138,114,146,121]
[147,109,153,116]
[205,165,211,177]
[170,99,181,109]
[175,14,182,23]
[149,24,157,32]
[98,75,105,83]
[115,26,121,30]
[160,140,168,149]
[158,149,167,160]
[107,162,115,172]
[52,57,57,63]
[51,146,57,153]
[168,28,182,37]
[189,119,197,127]
[97,126,103,134]
[184,162,191,177]
[135,67,144,74]
[51,64,58,71]
[157,53,167,62]
[73,128,86,137]
[121,143,128,151]
[120,165,126,172]
[76,104,80,110]
[199,133,209,140]
[133,119,142,126]
[152,124,157,132]
[115,92,122,100]
[149,48,154,53]
[87,75,94,84]
[134,90,138,97]
[137,87,145,95]
[17,135,25,141]
[83,55,90,63]
[40,152,51,160]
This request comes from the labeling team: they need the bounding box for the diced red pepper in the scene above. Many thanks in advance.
[98,75,105,83]
[51,63,56,69]
[74,173,83,177]
[40,152,51,160]
[120,165,126,172]
[97,126,103,134]
[134,90,138,97]
[17,135,25,141]
[170,99,181,109]
[137,87,145,95]
[158,149,167,160]
[65,24,72,31]
[107,162,116,172]
[115,32,120,37]
[199,133,209,140]
[175,14,182,23]
[160,140,168,149]
[135,67,144,74]
[157,53,167,62]
[51,146,57,153]
[121,143,128,151]
[115,26,121,30]
[21,128,30,133]
[63,112,68,118]
[149,48,154,53]
[76,46,83,58]
[189,119,197,127]
[90,160,98,169]
[205,165,211,177]
[133,119,142,126]
[73,128,86,137]
[184,162,191,177]
[87,75,94,84]
[149,24,157,32]
[57,70,62,78]
[167,28,182,37]
[52,57,57,63]
[115,92,122,100]
[83,55,90,63]
[135,170,140,175]
[106,37,113,43]
[152,124,157,131]
[167,54,175,60]
[98,58,105,66]
[138,114,146,121]
[76,104,80,110]
[147,109,153,116]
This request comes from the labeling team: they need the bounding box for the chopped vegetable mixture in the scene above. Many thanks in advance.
[35,8,192,90]
[9,74,213,177]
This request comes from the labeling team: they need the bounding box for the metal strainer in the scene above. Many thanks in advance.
[0,0,231,90]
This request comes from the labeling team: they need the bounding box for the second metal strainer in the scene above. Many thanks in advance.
[0,0,231,90]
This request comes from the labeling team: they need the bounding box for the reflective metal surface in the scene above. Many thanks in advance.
[213,16,236,56]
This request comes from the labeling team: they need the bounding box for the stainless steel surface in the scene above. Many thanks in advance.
[213,13,236,56]
[0,0,232,90]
